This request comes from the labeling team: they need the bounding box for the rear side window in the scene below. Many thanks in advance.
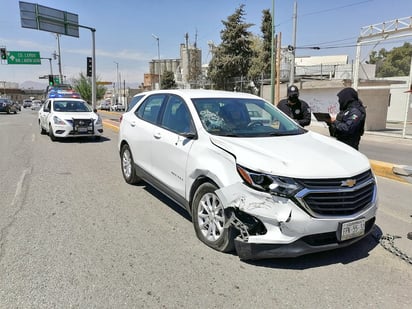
[135,94,166,124]
[127,94,144,112]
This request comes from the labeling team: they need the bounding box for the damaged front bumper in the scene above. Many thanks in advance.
[216,182,377,260]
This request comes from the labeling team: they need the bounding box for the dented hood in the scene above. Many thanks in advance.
[210,131,370,178]
[57,112,98,121]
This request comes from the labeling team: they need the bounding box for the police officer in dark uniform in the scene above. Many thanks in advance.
[329,87,366,150]
[277,85,311,127]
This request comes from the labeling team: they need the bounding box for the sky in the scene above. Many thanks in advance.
[1,0,412,89]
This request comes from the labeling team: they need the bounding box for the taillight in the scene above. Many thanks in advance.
[119,115,123,123]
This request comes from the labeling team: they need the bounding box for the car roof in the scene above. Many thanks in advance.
[133,89,261,100]
[51,98,86,102]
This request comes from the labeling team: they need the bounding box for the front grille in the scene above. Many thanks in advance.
[298,170,372,189]
[296,170,376,216]
[69,118,94,135]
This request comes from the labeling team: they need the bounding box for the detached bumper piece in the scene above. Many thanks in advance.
[235,217,375,260]
[70,118,94,135]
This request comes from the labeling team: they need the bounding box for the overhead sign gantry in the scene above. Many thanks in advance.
[18,1,97,109]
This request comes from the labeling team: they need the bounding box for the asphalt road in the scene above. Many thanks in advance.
[0,109,411,308]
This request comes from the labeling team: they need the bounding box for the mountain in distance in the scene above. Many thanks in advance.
[20,80,48,90]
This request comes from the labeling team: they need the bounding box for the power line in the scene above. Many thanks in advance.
[299,0,374,18]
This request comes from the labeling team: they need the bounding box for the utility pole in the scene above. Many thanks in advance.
[152,34,161,89]
[289,0,297,85]
[56,34,63,84]
[114,61,119,103]
[270,0,275,104]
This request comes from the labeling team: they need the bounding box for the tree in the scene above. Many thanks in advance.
[208,4,254,90]
[161,71,177,89]
[248,9,272,94]
[71,73,106,103]
[368,42,412,77]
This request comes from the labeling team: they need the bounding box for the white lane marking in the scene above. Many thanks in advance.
[11,168,31,206]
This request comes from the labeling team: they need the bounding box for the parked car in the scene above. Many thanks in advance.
[22,99,32,108]
[118,89,378,260]
[38,95,103,141]
[0,98,18,114]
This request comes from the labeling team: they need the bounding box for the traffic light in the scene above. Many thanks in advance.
[0,48,6,60]
[86,57,92,77]
[48,74,54,86]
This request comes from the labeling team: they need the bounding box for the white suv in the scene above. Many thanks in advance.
[118,89,377,260]
[39,97,103,141]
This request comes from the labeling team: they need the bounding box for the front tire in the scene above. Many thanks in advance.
[192,182,236,253]
[121,144,141,184]
[49,124,56,141]
[39,121,46,135]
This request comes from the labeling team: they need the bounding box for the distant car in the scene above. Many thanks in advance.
[15,101,22,111]
[99,101,111,111]
[0,98,18,114]
[23,99,32,108]
[111,103,125,111]
[118,89,378,260]
[31,100,42,110]
[43,84,74,99]
[46,89,81,99]
[38,96,103,141]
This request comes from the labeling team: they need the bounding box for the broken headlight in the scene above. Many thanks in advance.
[237,164,302,198]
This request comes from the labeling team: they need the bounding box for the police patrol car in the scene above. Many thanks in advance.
[38,90,103,141]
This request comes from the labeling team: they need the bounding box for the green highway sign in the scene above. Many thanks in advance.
[7,51,41,65]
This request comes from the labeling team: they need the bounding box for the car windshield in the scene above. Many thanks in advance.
[53,100,92,112]
[192,97,305,137]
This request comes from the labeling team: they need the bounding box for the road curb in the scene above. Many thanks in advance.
[369,160,410,183]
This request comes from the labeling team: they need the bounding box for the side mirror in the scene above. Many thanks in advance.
[93,108,98,113]
[43,108,50,112]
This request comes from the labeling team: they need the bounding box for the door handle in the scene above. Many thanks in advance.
[153,132,161,139]
[130,121,136,127]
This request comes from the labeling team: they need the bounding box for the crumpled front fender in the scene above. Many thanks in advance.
[216,182,293,226]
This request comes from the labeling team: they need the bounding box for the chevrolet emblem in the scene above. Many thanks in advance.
[341,179,356,187]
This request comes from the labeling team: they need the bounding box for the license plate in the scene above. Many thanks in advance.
[339,218,365,241]
[77,127,88,133]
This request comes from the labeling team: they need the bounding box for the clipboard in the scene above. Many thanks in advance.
[313,112,331,123]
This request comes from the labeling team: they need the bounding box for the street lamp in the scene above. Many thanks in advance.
[152,34,161,89]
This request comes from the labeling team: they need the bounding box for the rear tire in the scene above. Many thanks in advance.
[192,182,236,253]
[121,144,141,184]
